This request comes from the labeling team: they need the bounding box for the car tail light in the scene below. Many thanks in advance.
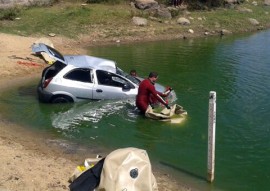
[43,78,53,88]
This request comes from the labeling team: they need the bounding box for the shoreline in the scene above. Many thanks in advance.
[0,111,190,191]
[1,0,270,188]
[0,32,192,190]
[1,26,269,190]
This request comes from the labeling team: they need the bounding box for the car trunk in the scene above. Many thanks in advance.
[41,61,66,88]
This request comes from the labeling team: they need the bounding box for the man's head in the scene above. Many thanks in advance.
[130,69,137,76]
[148,72,158,84]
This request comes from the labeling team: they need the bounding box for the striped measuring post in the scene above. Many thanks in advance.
[207,91,216,183]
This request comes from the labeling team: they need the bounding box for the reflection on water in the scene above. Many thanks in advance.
[1,30,270,191]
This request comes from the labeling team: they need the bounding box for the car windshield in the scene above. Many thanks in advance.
[116,67,141,85]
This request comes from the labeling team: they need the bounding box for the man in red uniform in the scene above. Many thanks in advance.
[136,72,172,113]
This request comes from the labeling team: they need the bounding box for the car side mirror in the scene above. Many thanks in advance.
[122,83,131,90]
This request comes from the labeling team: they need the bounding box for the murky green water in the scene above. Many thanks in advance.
[1,30,270,191]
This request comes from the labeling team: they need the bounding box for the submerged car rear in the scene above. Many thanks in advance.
[37,61,67,103]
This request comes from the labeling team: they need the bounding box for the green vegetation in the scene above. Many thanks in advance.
[0,0,269,41]
[0,3,132,37]
[0,6,21,21]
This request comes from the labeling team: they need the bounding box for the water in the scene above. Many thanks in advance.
[1,30,270,190]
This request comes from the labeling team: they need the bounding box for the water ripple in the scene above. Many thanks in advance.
[51,99,136,130]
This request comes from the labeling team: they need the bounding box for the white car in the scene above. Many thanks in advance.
[33,43,168,103]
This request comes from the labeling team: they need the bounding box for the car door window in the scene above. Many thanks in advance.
[64,68,92,83]
[96,70,128,88]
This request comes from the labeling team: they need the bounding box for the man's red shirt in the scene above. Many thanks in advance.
[136,78,167,113]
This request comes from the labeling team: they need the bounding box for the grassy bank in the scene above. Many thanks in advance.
[0,0,270,44]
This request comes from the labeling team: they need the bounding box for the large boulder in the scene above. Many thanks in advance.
[134,0,159,10]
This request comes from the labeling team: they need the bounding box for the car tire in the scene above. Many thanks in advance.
[51,95,73,104]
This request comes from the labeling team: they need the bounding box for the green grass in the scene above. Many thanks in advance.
[0,3,133,37]
[0,0,270,39]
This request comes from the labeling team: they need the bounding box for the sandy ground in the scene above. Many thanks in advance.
[0,33,192,191]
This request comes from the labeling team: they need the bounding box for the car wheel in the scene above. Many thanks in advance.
[51,95,73,104]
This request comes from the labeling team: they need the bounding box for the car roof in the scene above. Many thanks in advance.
[64,55,117,73]
[32,43,117,73]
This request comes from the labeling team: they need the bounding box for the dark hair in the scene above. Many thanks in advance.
[149,72,158,78]
[130,69,136,74]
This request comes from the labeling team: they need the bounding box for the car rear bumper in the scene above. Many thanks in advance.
[37,86,53,103]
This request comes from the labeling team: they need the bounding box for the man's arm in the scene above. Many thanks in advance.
[148,85,169,106]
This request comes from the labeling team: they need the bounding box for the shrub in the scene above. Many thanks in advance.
[0,7,21,20]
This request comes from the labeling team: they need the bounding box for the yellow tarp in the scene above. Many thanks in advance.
[145,104,187,123]
[40,52,55,64]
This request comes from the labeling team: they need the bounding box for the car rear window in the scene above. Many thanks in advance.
[46,45,65,62]
[64,68,92,83]
[43,61,66,79]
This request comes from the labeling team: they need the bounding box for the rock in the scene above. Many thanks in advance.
[188,29,194,34]
[248,18,259,25]
[0,0,53,9]
[134,0,159,10]
[48,33,56,37]
[132,17,148,26]
[220,29,232,35]
[252,1,258,5]
[156,8,172,19]
[257,26,264,30]
[177,17,190,25]
[264,0,270,6]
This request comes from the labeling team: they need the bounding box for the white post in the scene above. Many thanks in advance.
[207,91,216,183]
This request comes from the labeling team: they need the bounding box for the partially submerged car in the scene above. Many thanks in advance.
[32,43,169,103]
